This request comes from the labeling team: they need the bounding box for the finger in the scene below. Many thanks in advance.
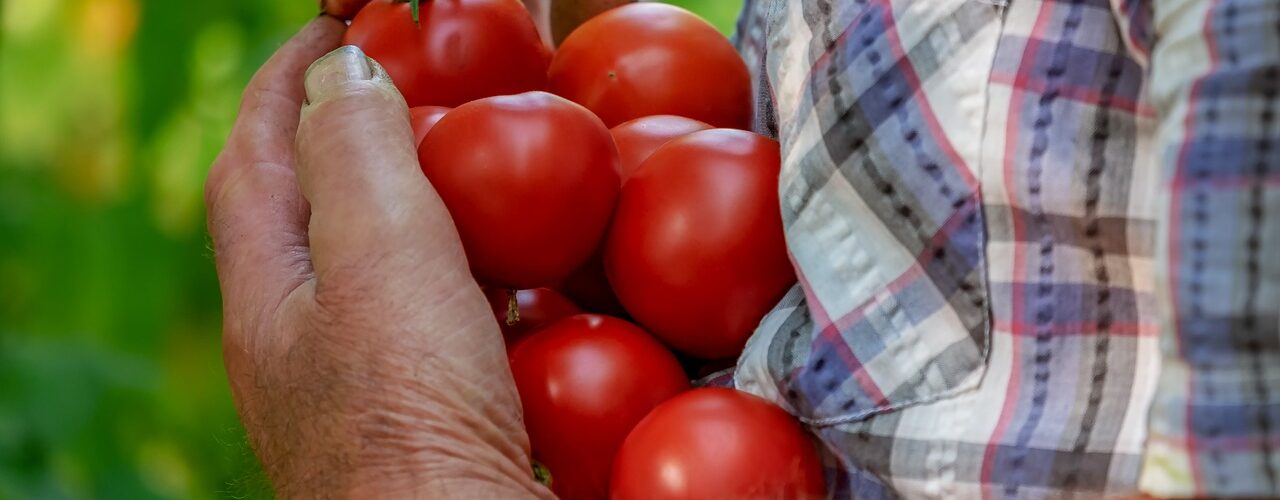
[295,46,468,283]
[321,0,372,20]
[207,16,345,321]
[223,15,347,170]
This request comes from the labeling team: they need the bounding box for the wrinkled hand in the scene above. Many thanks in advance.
[205,16,549,498]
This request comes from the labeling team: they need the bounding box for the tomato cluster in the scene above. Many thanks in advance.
[344,1,820,498]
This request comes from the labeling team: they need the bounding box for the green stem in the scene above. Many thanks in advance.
[396,0,422,24]
[531,460,552,488]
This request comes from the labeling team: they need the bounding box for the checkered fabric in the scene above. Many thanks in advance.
[728,0,1280,498]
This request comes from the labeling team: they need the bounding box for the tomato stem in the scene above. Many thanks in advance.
[395,0,422,24]
[531,460,552,488]
[505,289,521,326]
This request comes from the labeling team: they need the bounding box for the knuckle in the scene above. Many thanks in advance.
[307,252,456,336]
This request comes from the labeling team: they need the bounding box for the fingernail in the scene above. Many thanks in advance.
[304,45,374,104]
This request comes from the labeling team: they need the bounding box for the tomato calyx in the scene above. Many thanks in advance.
[393,0,424,24]
[505,289,521,326]
[532,459,553,488]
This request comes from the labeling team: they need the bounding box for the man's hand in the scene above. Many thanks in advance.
[205,16,550,498]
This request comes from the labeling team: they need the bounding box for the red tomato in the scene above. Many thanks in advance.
[419,91,620,289]
[409,106,450,148]
[557,116,715,316]
[557,251,628,317]
[344,0,549,108]
[509,314,689,500]
[611,388,826,500]
[321,0,368,20]
[610,115,712,180]
[548,3,752,129]
[605,129,794,359]
[482,287,581,346]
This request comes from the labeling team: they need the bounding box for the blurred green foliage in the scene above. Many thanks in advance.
[0,1,742,498]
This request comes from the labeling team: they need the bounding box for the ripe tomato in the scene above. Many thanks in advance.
[344,0,549,108]
[482,287,581,347]
[509,314,689,500]
[556,115,717,316]
[409,106,450,148]
[547,3,752,129]
[419,91,620,289]
[610,115,712,180]
[604,129,794,359]
[611,388,826,500]
[321,0,369,19]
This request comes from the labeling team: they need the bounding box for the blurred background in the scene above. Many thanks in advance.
[0,1,743,498]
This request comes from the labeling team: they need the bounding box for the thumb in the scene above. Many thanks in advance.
[295,45,469,285]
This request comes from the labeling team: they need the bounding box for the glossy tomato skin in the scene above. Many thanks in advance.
[605,129,794,359]
[419,91,620,289]
[556,115,712,314]
[611,388,826,500]
[344,0,550,108]
[321,0,368,20]
[482,287,581,346]
[610,115,711,181]
[548,3,752,129]
[509,314,690,500]
[409,106,450,148]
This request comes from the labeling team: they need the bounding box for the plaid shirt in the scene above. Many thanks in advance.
[726,0,1280,497]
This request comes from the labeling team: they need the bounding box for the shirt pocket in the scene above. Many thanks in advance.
[740,0,1002,425]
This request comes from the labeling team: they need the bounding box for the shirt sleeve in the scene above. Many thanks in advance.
[731,0,780,138]
[1138,0,1280,496]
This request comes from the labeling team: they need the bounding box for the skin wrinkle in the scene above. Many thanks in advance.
[208,162,312,272]
[259,311,530,497]
[209,15,590,499]
[309,250,474,324]
[227,201,538,498]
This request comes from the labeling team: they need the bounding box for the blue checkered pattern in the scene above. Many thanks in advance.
[728,0,1280,497]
